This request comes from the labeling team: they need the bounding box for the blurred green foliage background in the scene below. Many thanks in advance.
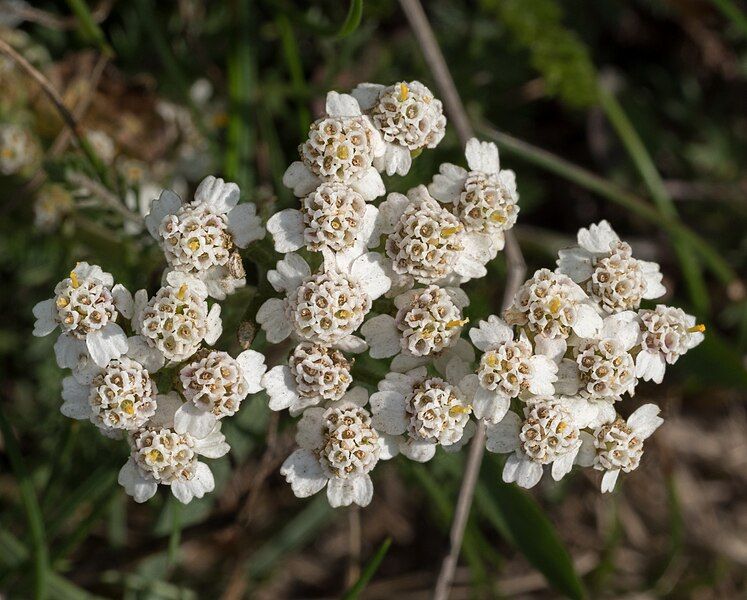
[1,0,746,598]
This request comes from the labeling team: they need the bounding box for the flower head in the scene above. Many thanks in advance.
[132,271,222,364]
[280,388,391,507]
[32,262,132,369]
[117,393,230,504]
[173,348,266,437]
[263,342,354,415]
[145,176,264,299]
[34,184,73,232]
[557,221,665,314]
[429,138,518,252]
[370,367,474,462]
[352,81,446,175]
[0,123,39,176]
[635,305,705,383]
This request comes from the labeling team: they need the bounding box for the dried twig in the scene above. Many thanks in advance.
[347,506,362,587]
[67,172,142,224]
[2,1,113,31]
[398,1,526,598]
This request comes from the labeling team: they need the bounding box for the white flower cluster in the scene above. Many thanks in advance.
[35,176,268,504]
[266,84,522,508]
[480,220,703,491]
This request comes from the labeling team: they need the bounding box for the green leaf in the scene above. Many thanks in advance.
[336,0,364,39]
[341,537,392,599]
[478,459,586,599]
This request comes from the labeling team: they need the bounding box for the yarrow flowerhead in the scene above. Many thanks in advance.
[88,356,156,431]
[557,220,665,314]
[0,123,39,176]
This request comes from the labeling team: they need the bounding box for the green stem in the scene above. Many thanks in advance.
[65,0,113,55]
[0,406,49,600]
[709,0,747,38]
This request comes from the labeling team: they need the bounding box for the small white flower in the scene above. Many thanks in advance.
[351,81,446,176]
[485,398,590,489]
[283,92,386,200]
[361,285,472,373]
[267,182,379,254]
[504,268,603,358]
[369,367,475,463]
[256,250,390,351]
[118,392,230,504]
[0,123,38,175]
[280,388,391,508]
[379,186,493,290]
[429,138,518,254]
[132,271,222,364]
[173,348,266,437]
[34,184,73,232]
[145,176,264,300]
[579,404,663,493]
[32,262,132,369]
[263,342,354,416]
[557,220,665,314]
[464,315,557,423]
[86,129,116,164]
[635,305,705,384]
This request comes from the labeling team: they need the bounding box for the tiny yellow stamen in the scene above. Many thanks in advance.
[147,449,163,462]
[336,145,350,160]
[556,421,568,433]
[485,353,498,367]
[335,309,351,319]
[548,297,562,314]
[176,284,188,300]
[446,318,469,329]
[70,270,80,288]
[398,82,409,102]
[449,405,471,417]
[187,238,200,251]
[440,226,460,238]
[121,400,135,415]
[688,324,706,333]
[489,212,506,223]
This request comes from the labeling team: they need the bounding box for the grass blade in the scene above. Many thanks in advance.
[336,0,364,38]
[65,0,113,55]
[709,0,747,39]
[341,537,392,599]
[0,405,49,600]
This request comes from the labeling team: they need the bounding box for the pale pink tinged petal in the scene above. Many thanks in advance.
[600,469,620,493]
[257,298,292,343]
[165,271,208,297]
[296,408,325,450]
[627,403,663,439]
[443,355,472,384]
[464,138,500,173]
[551,449,578,481]
[369,391,407,436]
[453,232,492,280]
[527,355,558,395]
[227,202,265,248]
[193,425,231,457]
[172,462,215,504]
[112,284,134,319]
[145,189,181,239]
[378,368,426,395]
[360,315,400,359]
[593,401,617,428]
[204,304,222,345]
[72,262,108,283]
[267,253,311,293]
[86,323,128,367]
[266,209,304,253]
[125,335,165,373]
[473,386,510,423]
[325,91,362,117]
[375,143,412,176]
[445,287,469,309]
[515,457,544,489]
[485,411,521,453]
[639,260,666,299]
[54,333,87,372]
[118,458,158,503]
[601,311,640,350]
[376,193,410,234]
[635,350,666,384]
[333,335,368,354]
[576,431,596,467]
[360,204,380,249]
[502,453,522,483]
[60,376,92,420]
[283,161,320,197]
[32,299,57,336]
[458,373,480,402]
[194,175,240,213]
[174,403,216,438]
[341,386,369,407]
[561,396,597,430]
[399,438,437,463]
[133,289,149,319]
[573,303,603,339]
[351,252,391,300]
[390,352,430,373]
[235,349,266,393]
[468,315,513,351]
[378,434,400,460]
[326,476,357,507]
[428,164,467,203]
[262,365,297,411]
[350,83,384,111]
[351,167,386,201]
[351,474,374,507]
[577,220,619,254]
[556,247,594,283]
